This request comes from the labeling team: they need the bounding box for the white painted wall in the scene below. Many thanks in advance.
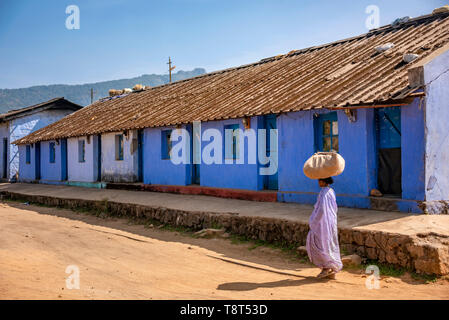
[101,131,138,182]
[67,136,99,182]
[424,47,449,201]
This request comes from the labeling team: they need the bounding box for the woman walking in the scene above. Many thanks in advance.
[306,177,343,279]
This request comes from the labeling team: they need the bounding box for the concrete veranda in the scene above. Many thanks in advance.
[1,183,448,238]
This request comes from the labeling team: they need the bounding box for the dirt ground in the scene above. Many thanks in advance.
[0,202,448,300]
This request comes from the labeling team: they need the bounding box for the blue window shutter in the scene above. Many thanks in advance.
[119,135,124,160]
[115,135,124,160]
[49,142,55,163]
[82,141,85,162]
[78,140,81,162]
[26,145,31,164]
[224,124,239,160]
[78,140,85,162]
[115,135,119,160]
[167,132,172,158]
[315,112,339,152]
[161,131,166,159]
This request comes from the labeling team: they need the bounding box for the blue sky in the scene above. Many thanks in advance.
[0,0,445,88]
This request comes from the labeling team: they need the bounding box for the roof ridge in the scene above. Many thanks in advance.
[263,11,449,59]
[0,97,83,120]
[1,97,65,114]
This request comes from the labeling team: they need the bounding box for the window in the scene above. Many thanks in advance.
[115,134,124,160]
[316,112,339,152]
[78,139,85,163]
[49,142,56,163]
[161,130,172,160]
[224,124,240,160]
[26,145,31,164]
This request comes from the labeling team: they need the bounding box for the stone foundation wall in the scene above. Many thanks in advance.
[418,200,449,215]
[2,191,448,276]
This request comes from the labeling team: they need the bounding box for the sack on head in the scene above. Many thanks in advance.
[303,152,345,180]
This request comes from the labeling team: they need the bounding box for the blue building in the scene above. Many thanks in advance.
[13,12,449,214]
[0,98,82,181]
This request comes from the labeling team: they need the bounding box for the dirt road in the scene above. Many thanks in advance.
[0,202,447,300]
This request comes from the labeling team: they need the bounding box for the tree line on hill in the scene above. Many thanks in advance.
[0,68,206,113]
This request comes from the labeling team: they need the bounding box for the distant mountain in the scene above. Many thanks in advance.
[0,68,206,113]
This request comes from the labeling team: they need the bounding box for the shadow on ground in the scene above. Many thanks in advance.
[217,277,328,291]
[3,200,430,286]
[3,201,315,274]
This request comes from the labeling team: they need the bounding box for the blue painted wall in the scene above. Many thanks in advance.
[277,111,316,204]
[200,117,262,190]
[277,109,377,209]
[401,98,425,201]
[143,118,266,190]
[277,105,425,212]
[337,109,376,196]
[143,125,191,186]
[18,144,36,181]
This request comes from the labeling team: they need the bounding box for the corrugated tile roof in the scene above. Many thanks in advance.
[14,11,449,145]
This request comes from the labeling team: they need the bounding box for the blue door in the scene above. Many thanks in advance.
[137,130,143,182]
[35,142,41,180]
[376,107,402,195]
[61,139,68,180]
[378,107,401,149]
[189,124,200,185]
[264,115,278,190]
[192,162,200,185]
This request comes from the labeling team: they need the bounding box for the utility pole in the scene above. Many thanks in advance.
[167,57,176,83]
[90,88,96,104]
